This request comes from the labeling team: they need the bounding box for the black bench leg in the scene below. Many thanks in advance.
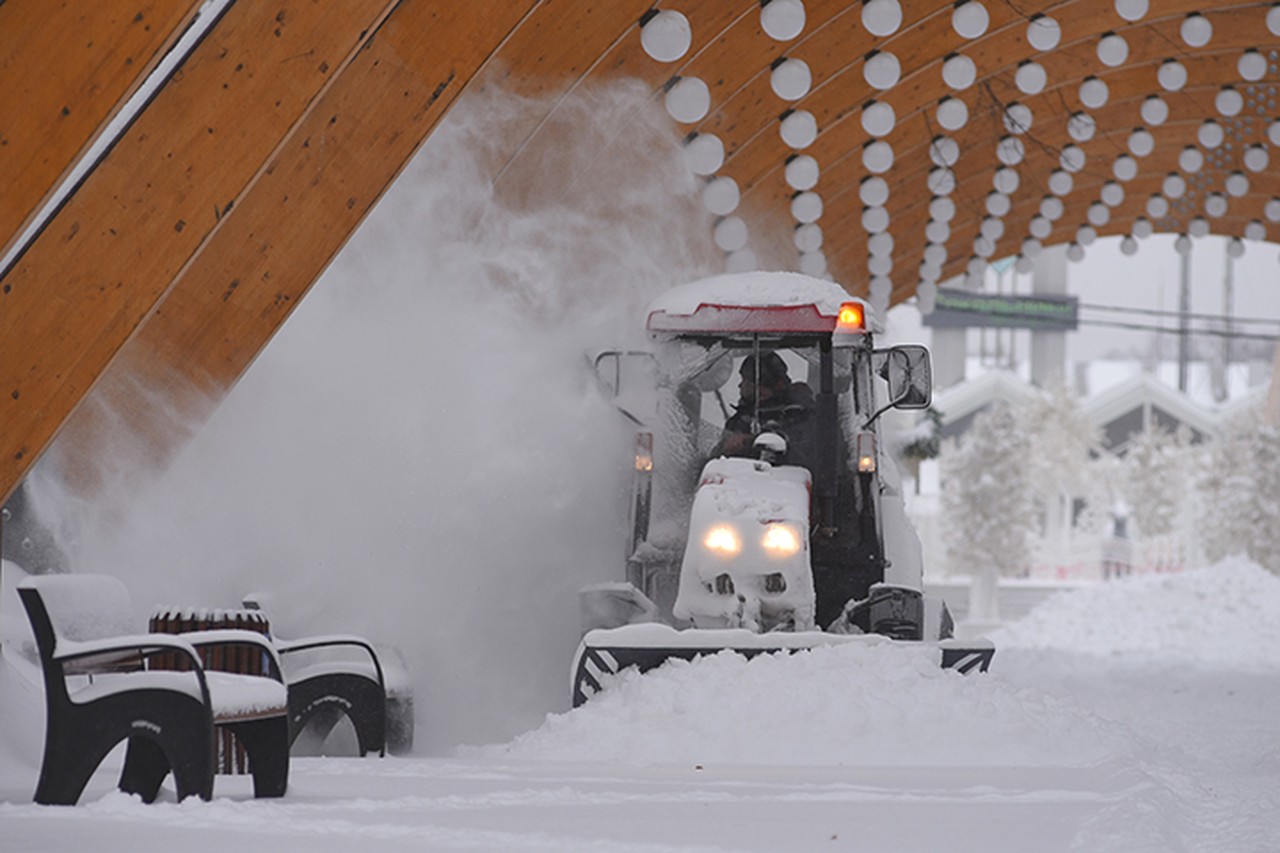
[34,736,114,806]
[120,731,213,803]
[228,717,289,798]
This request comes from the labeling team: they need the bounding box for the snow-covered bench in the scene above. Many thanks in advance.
[17,574,290,804]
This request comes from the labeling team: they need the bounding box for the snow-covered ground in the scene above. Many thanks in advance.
[3,556,1279,852]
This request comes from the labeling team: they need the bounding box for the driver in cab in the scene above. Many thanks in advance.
[713,352,814,461]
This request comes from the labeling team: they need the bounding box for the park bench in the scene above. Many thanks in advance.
[17,573,290,805]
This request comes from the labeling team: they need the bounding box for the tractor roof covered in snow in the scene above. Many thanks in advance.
[645,272,874,337]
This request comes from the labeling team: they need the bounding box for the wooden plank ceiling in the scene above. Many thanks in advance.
[2,0,1278,502]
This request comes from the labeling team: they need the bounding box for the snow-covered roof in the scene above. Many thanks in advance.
[1082,373,1220,450]
[931,370,1043,437]
[645,271,879,335]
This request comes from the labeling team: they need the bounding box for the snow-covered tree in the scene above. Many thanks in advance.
[1199,410,1280,573]
[1015,383,1108,541]
[939,402,1038,580]
[1121,423,1192,538]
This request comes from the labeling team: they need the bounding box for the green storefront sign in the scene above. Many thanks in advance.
[923,289,1079,331]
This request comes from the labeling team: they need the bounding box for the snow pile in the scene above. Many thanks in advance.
[482,641,1133,767]
[992,556,1280,668]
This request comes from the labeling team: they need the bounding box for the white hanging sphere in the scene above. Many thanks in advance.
[1120,236,1139,256]
[861,205,890,234]
[1266,198,1280,222]
[785,154,820,190]
[973,235,995,258]
[1244,145,1270,173]
[1227,238,1245,259]
[771,59,812,100]
[928,167,957,195]
[861,0,903,37]
[1101,182,1125,207]
[1244,220,1267,241]
[714,216,750,252]
[966,257,987,277]
[936,97,969,131]
[919,259,942,284]
[997,135,1025,166]
[725,247,759,273]
[1068,112,1096,142]
[1029,215,1053,240]
[1015,61,1047,95]
[1080,77,1109,109]
[1027,15,1061,51]
[1015,255,1034,274]
[780,110,819,149]
[702,176,740,216]
[993,167,1020,195]
[1097,33,1129,67]
[869,275,892,299]
[861,101,896,137]
[862,140,894,174]
[929,196,956,222]
[641,11,692,62]
[1239,50,1267,82]
[1188,217,1210,238]
[798,251,827,278]
[1115,0,1148,22]
[859,176,890,207]
[930,135,960,168]
[1204,193,1228,219]
[665,77,711,124]
[1179,146,1205,174]
[684,133,724,176]
[1067,242,1085,262]
[986,192,1011,217]
[925,219,951,244]
[1216,87,1243,117]
[761,0,806,41]
[868,231,894,256]
[1128,129,1155,158]
[1147,195,1170,218]
[1060,144,1086,173]
[864,50,902,90]
[1133,217,1153,239]
[1087,202,1110,226]
[1163,173,1187,199]
[1141,96,1169,126]
[1021,238,1043,258]
[790,190,823,223]
[794,222,823,252]
[942,54,977,90]
[924,243,948,266]
[916,281,938,314]
[1077,225,1098,246]
[1158,60,1188,92]
[868,254,893,276]
[1226,172,1250,197]
[952,1,989,38]
[1270,5,1280,36]
[1040,196,1065,221]
[1048,170,1074,197]
[980,216,1005,241]
[1004,102,1033,134]
[1269,120,1280,147]
[1198,120,1224,149]
[1180,13,1212,48]
[1113,154,1138,181]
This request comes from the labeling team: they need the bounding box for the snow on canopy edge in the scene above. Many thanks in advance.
[647,271,866,320]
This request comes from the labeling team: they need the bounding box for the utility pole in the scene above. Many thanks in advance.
[1223,244,1234,391]
[1178,240,1191,393]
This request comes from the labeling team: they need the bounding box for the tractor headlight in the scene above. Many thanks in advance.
[761,523,801,557]
[703,525,741,557]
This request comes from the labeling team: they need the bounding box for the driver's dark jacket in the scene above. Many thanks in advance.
[716,382,816,464]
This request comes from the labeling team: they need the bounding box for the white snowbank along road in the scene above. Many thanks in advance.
[573,272,992,705]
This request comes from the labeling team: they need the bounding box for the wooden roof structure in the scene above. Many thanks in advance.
[2,0,1279,502]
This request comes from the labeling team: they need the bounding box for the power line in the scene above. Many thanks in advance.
[1079,301,1280,328]
[1075,317,1280,343]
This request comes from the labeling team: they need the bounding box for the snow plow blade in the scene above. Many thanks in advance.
[571,624,995,707]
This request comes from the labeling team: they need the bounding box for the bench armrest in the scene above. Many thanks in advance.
[176,629,285,682]
[54,634,211,706]
[276,634,385,692]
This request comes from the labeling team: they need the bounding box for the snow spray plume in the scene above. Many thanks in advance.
[24,80,719,750]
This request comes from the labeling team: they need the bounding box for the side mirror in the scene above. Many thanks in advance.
[883,345,932,409]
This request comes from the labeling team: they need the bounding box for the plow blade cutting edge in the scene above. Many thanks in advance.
[571,624,995,708]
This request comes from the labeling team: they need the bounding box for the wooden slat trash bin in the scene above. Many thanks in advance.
[150,607,272,774]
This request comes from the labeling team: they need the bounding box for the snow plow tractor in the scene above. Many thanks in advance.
[572,272,993,706]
